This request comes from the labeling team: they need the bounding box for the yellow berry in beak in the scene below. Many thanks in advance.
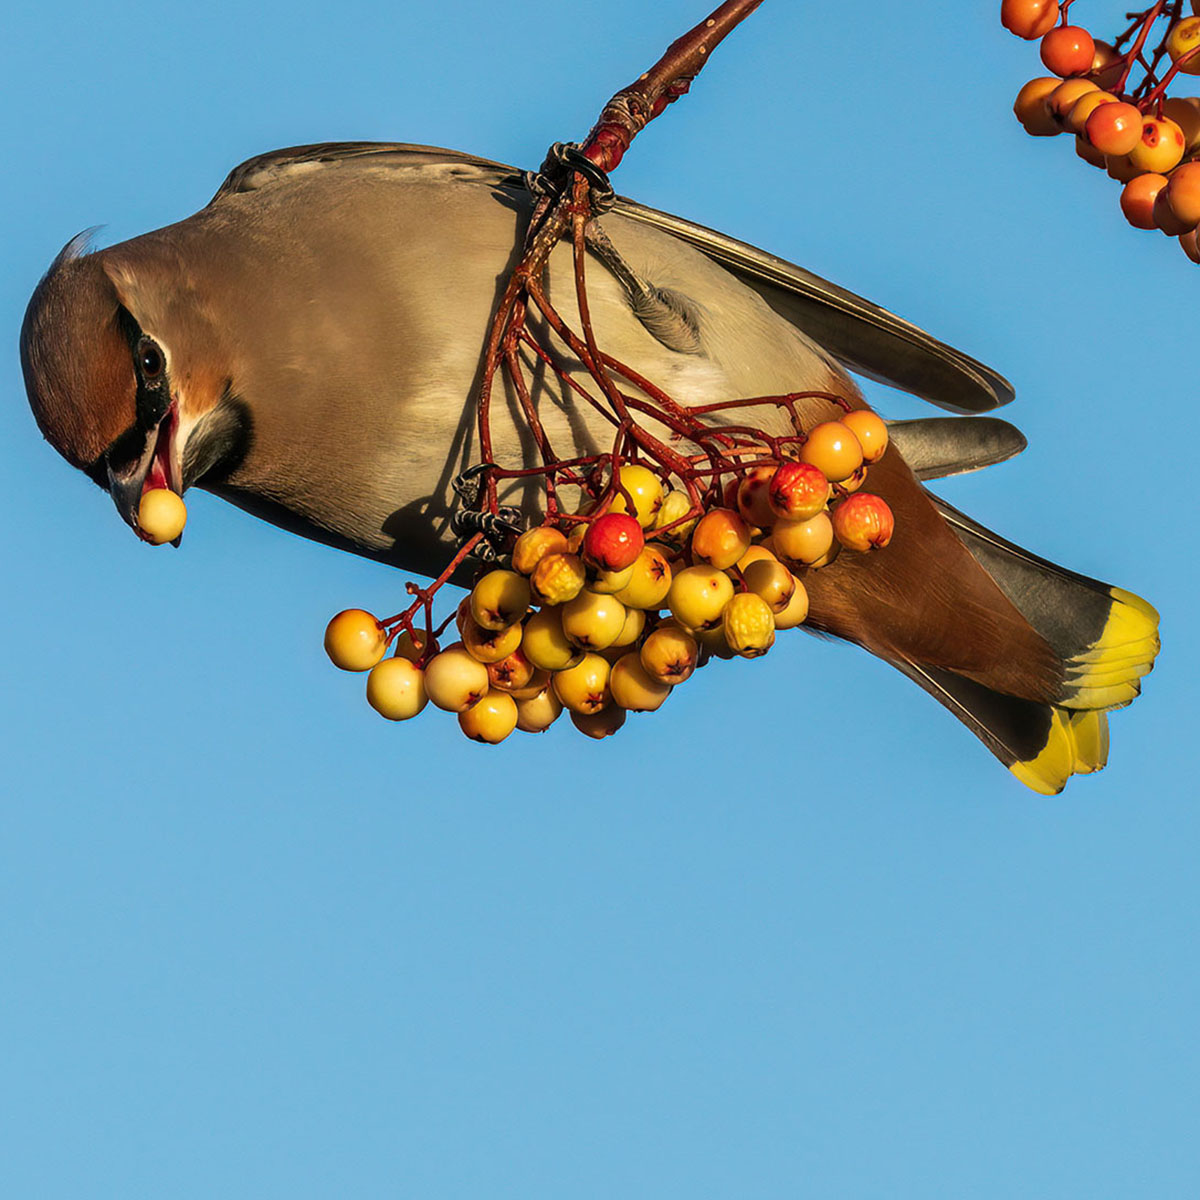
[138,488,187,544]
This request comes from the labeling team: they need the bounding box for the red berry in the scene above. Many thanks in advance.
[582,512,644,573]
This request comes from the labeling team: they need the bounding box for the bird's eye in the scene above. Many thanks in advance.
[139,340,164,378]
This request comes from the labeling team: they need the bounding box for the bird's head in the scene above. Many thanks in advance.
[20,231,244,543]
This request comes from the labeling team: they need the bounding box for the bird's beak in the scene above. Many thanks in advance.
[106,401,184,545]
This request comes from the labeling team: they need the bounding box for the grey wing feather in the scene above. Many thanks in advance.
[885,417,1027,479]
[611,199,1015,414]
[210,142,1014,414]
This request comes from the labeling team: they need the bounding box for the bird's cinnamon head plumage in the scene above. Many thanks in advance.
[20,233,137,474]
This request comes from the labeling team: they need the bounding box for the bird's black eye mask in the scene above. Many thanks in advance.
[83,306,172,488]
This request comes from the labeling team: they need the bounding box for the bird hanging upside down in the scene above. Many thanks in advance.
[19,142,1159,793]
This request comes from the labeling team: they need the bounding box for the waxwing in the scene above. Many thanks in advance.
[20,142,1159,792]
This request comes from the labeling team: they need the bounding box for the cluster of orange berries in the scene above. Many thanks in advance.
[323,412,894,744]
[1004,0,1200,260]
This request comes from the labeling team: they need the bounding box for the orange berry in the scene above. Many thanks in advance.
[1120,173,1168,230]
[1064,90,1117,135]
[799,421,864,482]
[690,507,752,570]
[1129,118,1186,174]
[1014,77,1063,136]
[1001,0,1059,40]
[1086,102,1143,155]
[1166,160,1200,226]
[832,494,895,552]
[1040,25,1095,77]
[1045,78,1098,125]
[1153,187,1197,236]
[839,410,889,464]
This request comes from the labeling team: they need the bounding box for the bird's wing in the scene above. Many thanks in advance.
[611,199,1014,413]
[210,142,1013,413]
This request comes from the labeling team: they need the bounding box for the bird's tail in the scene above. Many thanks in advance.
[891,497,1159,794]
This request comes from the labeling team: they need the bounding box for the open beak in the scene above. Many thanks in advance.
[106,402,184,544]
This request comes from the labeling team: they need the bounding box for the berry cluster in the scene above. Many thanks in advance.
[324,414,894,744]
[1004,0,1200,260]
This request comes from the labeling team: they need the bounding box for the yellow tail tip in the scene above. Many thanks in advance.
[1009,709,1110,794]
[1062,587,1160,710]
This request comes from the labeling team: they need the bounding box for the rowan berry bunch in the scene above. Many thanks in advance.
[1005,0,1200,260]
[323,414,895,745]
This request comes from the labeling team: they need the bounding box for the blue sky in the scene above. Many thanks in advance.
[1,2,1196,1196]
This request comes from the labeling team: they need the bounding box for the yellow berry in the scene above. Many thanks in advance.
[667,566,735,632]
[772,575,810,630]
[609,465,664,529]
[553,653,612,715]
[570,707,627,739]
[772,512,835,565]
[530,553,587,606]
[613,544,673,610]
[458,691,519,744]
[324,609,388,672]
[610,606,647,648]
[470,570,531,631]
[366,658,428,721]
[423,645,490,712]
[722,592,776,658]
[741,558,796,613]
[511,526,569,575]
[1167,16,1200,74]
[610,653,673,712]
[138,488,188,544]
[461,615,523,664]
[560,590,628,651]
[521,607,582,672]
[640,624,699,685]
[515,686,564,733]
